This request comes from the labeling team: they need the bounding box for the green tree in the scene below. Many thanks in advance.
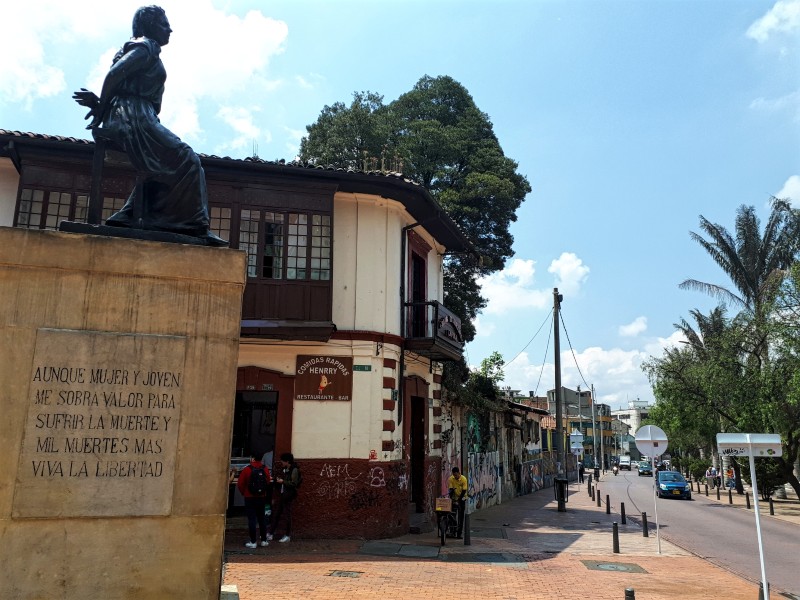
[649,201,800,498]
[299,75,530,343]
[679,199,799,317]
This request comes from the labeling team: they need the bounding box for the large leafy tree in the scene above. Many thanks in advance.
[647,200,800,498]
[300,75,530,343]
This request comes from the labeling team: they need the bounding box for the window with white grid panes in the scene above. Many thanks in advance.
[16,188,44,229]
[310,214,331,280]
[44,191,73,230]
[239,209,261,278]
[101,197,127,224]
[74,195,89,223]
[286,213,308,280]
[210,206,231,241]
[262,212,284,279]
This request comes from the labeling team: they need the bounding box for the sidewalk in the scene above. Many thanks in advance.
[687,479,800,525]
[222,478,791,599]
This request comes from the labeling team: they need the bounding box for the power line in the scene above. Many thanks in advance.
[533,312,554,398]
[559,309,591,390]
[503,308,554,368]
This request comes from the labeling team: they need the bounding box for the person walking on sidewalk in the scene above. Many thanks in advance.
[447,467,469,539]
[578,463,585,484]
[268,452,301,543]
[237,450,271,549]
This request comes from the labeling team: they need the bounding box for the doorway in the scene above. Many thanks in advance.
[410,395,426,512]
[231,391,278,461]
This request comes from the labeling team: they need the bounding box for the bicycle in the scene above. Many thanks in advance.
[434,497,460,546]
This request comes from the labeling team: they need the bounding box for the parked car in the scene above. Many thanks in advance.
[656,471,692,500]
[618,455,632,470]
[638,461,652,476]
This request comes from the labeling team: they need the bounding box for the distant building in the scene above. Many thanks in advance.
[612,399,651,436]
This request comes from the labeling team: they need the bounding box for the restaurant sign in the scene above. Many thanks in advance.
[295,355,353,401]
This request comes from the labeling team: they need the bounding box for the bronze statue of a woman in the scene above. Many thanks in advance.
[73,5,227,246]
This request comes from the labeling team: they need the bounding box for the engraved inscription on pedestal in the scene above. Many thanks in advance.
[12,329,186,518]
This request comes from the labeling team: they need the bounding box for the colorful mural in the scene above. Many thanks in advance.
[466,450,499,511]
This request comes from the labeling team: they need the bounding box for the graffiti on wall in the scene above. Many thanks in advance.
[466,451,499,512]
[317,463,362,499]
[518,458,544,495]
[369,466,386,487]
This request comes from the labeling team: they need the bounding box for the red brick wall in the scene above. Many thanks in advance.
[283,459,423,539]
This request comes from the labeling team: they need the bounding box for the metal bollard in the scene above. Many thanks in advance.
[729,488,733,504]
[642,512,649,537]
[746,492,751,509]
[588,474,593,487]
[716,486,720,500]
[597,489,601,507]
[769,498,774,516]
[705,484,708,496]
[613,522,620,553]
[591,486,595,501]
[606,494,611,514]
[621,502,626,524]
[625,589,636,600]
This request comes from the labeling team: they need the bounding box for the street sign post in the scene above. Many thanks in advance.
[635,425,669,554]
[716,433,781,599]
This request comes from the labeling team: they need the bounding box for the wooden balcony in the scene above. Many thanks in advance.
[404,301,464,362]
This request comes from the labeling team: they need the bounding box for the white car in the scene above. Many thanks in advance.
[618,456,632,470]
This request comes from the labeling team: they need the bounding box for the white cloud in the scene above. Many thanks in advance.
[776,174,800,204]
[747,0,800,43]
[502,345,653,409]
[498,329,687,410]
[619,316,647,337]
[749,90,800,122]
[548,252,590,297]
[473,317,496,338]
[283,126,307,160]
[477,258,551,314]
[0,1,289,144]
[215,106,262,155]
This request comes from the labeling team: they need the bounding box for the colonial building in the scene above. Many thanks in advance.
[0,129,473,539]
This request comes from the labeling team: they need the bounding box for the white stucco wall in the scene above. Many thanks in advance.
[238,341,404,460]
[0,158,19,226]
[332,191,446,334]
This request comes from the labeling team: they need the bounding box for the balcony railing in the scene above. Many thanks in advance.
[403,300,464,362]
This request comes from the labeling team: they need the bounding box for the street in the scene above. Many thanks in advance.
[597,468,800,597]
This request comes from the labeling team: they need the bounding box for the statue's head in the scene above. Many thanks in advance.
[132,5,170,44]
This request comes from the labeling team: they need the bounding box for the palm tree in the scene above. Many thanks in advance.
[680,198,799,317]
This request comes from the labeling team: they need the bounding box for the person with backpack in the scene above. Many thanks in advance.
[267,452,300,543]
[237,450,271,549]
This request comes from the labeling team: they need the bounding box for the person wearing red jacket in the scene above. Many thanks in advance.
[237,451,271,548]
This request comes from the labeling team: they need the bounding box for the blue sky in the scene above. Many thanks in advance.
[2,0,798,409]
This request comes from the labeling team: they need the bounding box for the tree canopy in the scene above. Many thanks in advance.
[299,75,531,344]
[645,199,800,498]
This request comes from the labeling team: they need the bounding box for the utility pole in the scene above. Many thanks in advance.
[577,385,583,465]
[553,288,565,475]
[591,383,597,468]
[598,386,605,471]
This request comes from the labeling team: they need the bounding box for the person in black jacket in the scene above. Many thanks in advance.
[267,452,300,543]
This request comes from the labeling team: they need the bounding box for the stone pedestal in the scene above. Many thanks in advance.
[0,227,246,600]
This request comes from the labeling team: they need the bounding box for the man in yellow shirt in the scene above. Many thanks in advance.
[447,467,468,538]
